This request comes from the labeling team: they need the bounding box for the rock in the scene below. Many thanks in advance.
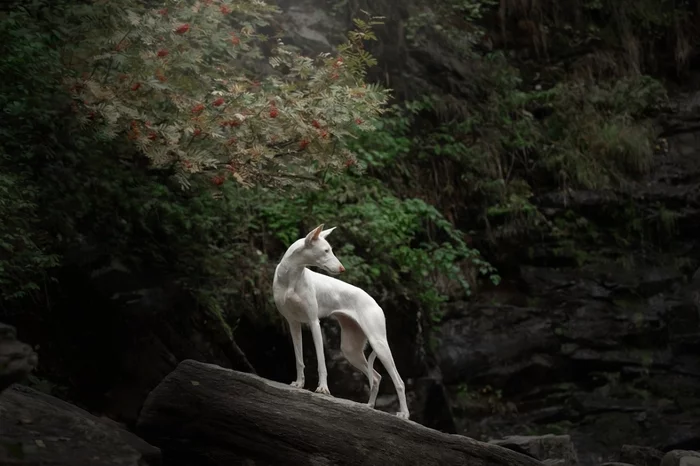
[437,255,700,466]
[661,450,700,466]
[619,445,664,466]
[0,384,160,466]
[436,302,560,387]
[0,322,37,393]
[489,435,578,466]
[275,0,345,49]
[137,359,544,466]
[271,0,492,107]
[409,372,458,433]
[543,460,567,466]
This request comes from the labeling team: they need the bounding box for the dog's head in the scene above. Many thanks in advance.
[300,224,345,275]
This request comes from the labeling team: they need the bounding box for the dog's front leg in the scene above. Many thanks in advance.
[309,319,331,395]
[288,319,305,388]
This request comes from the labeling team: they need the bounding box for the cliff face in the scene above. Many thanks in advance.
[262,1,700,464]
[432,99,700,464]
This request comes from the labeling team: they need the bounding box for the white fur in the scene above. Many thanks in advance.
[272,224,410,419]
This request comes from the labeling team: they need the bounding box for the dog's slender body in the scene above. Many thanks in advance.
[272,224,410,419]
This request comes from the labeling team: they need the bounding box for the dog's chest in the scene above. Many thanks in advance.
[274,287,311,322]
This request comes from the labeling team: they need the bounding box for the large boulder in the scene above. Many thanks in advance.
[0,323,37,393]
[0,384,160,466]
[661,450,700,466]
[619,445,664,466]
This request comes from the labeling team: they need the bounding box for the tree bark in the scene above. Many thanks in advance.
[137,359,544,466]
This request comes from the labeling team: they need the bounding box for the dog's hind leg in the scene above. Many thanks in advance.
[362,307,410,419]
[367,337,409,419]
[333,312,381,408]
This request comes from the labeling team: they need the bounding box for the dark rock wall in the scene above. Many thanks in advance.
[437,107,700,464]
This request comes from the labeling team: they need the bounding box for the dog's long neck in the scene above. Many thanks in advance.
[275,241,308,288]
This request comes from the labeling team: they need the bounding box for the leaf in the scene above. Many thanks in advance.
[126,10,141,26]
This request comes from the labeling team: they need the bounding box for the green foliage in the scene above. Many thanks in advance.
[545,77,664,178]
[0,172,59,300]
[396,0,670,249]
[349,52,666,243]
[405,0,492,58]
[450,0,498,20]
[453,382,513,416]
[0,8,67,301]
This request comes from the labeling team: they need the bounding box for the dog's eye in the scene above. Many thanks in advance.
[324,249,329,253]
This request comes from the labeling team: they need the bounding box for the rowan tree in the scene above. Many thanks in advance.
[61,0,388,188]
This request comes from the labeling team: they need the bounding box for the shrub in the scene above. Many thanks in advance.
[54,0,388,187]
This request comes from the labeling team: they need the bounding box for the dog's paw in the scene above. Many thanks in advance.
[315,385,331,395]
[290,380,305,389]
[396,411,410,420]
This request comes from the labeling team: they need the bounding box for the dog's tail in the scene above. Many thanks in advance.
[367,350,377,390]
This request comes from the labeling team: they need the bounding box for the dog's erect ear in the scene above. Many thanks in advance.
[319,226,336,239]
[304,224,324,246]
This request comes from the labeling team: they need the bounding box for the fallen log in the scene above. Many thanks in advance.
[137,359,544,466]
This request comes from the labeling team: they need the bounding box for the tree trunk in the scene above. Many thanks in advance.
[137,359,544,466]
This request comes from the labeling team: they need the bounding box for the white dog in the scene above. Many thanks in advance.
[272,224,410,419]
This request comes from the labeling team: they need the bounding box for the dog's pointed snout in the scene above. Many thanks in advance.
[339,265,346,273]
